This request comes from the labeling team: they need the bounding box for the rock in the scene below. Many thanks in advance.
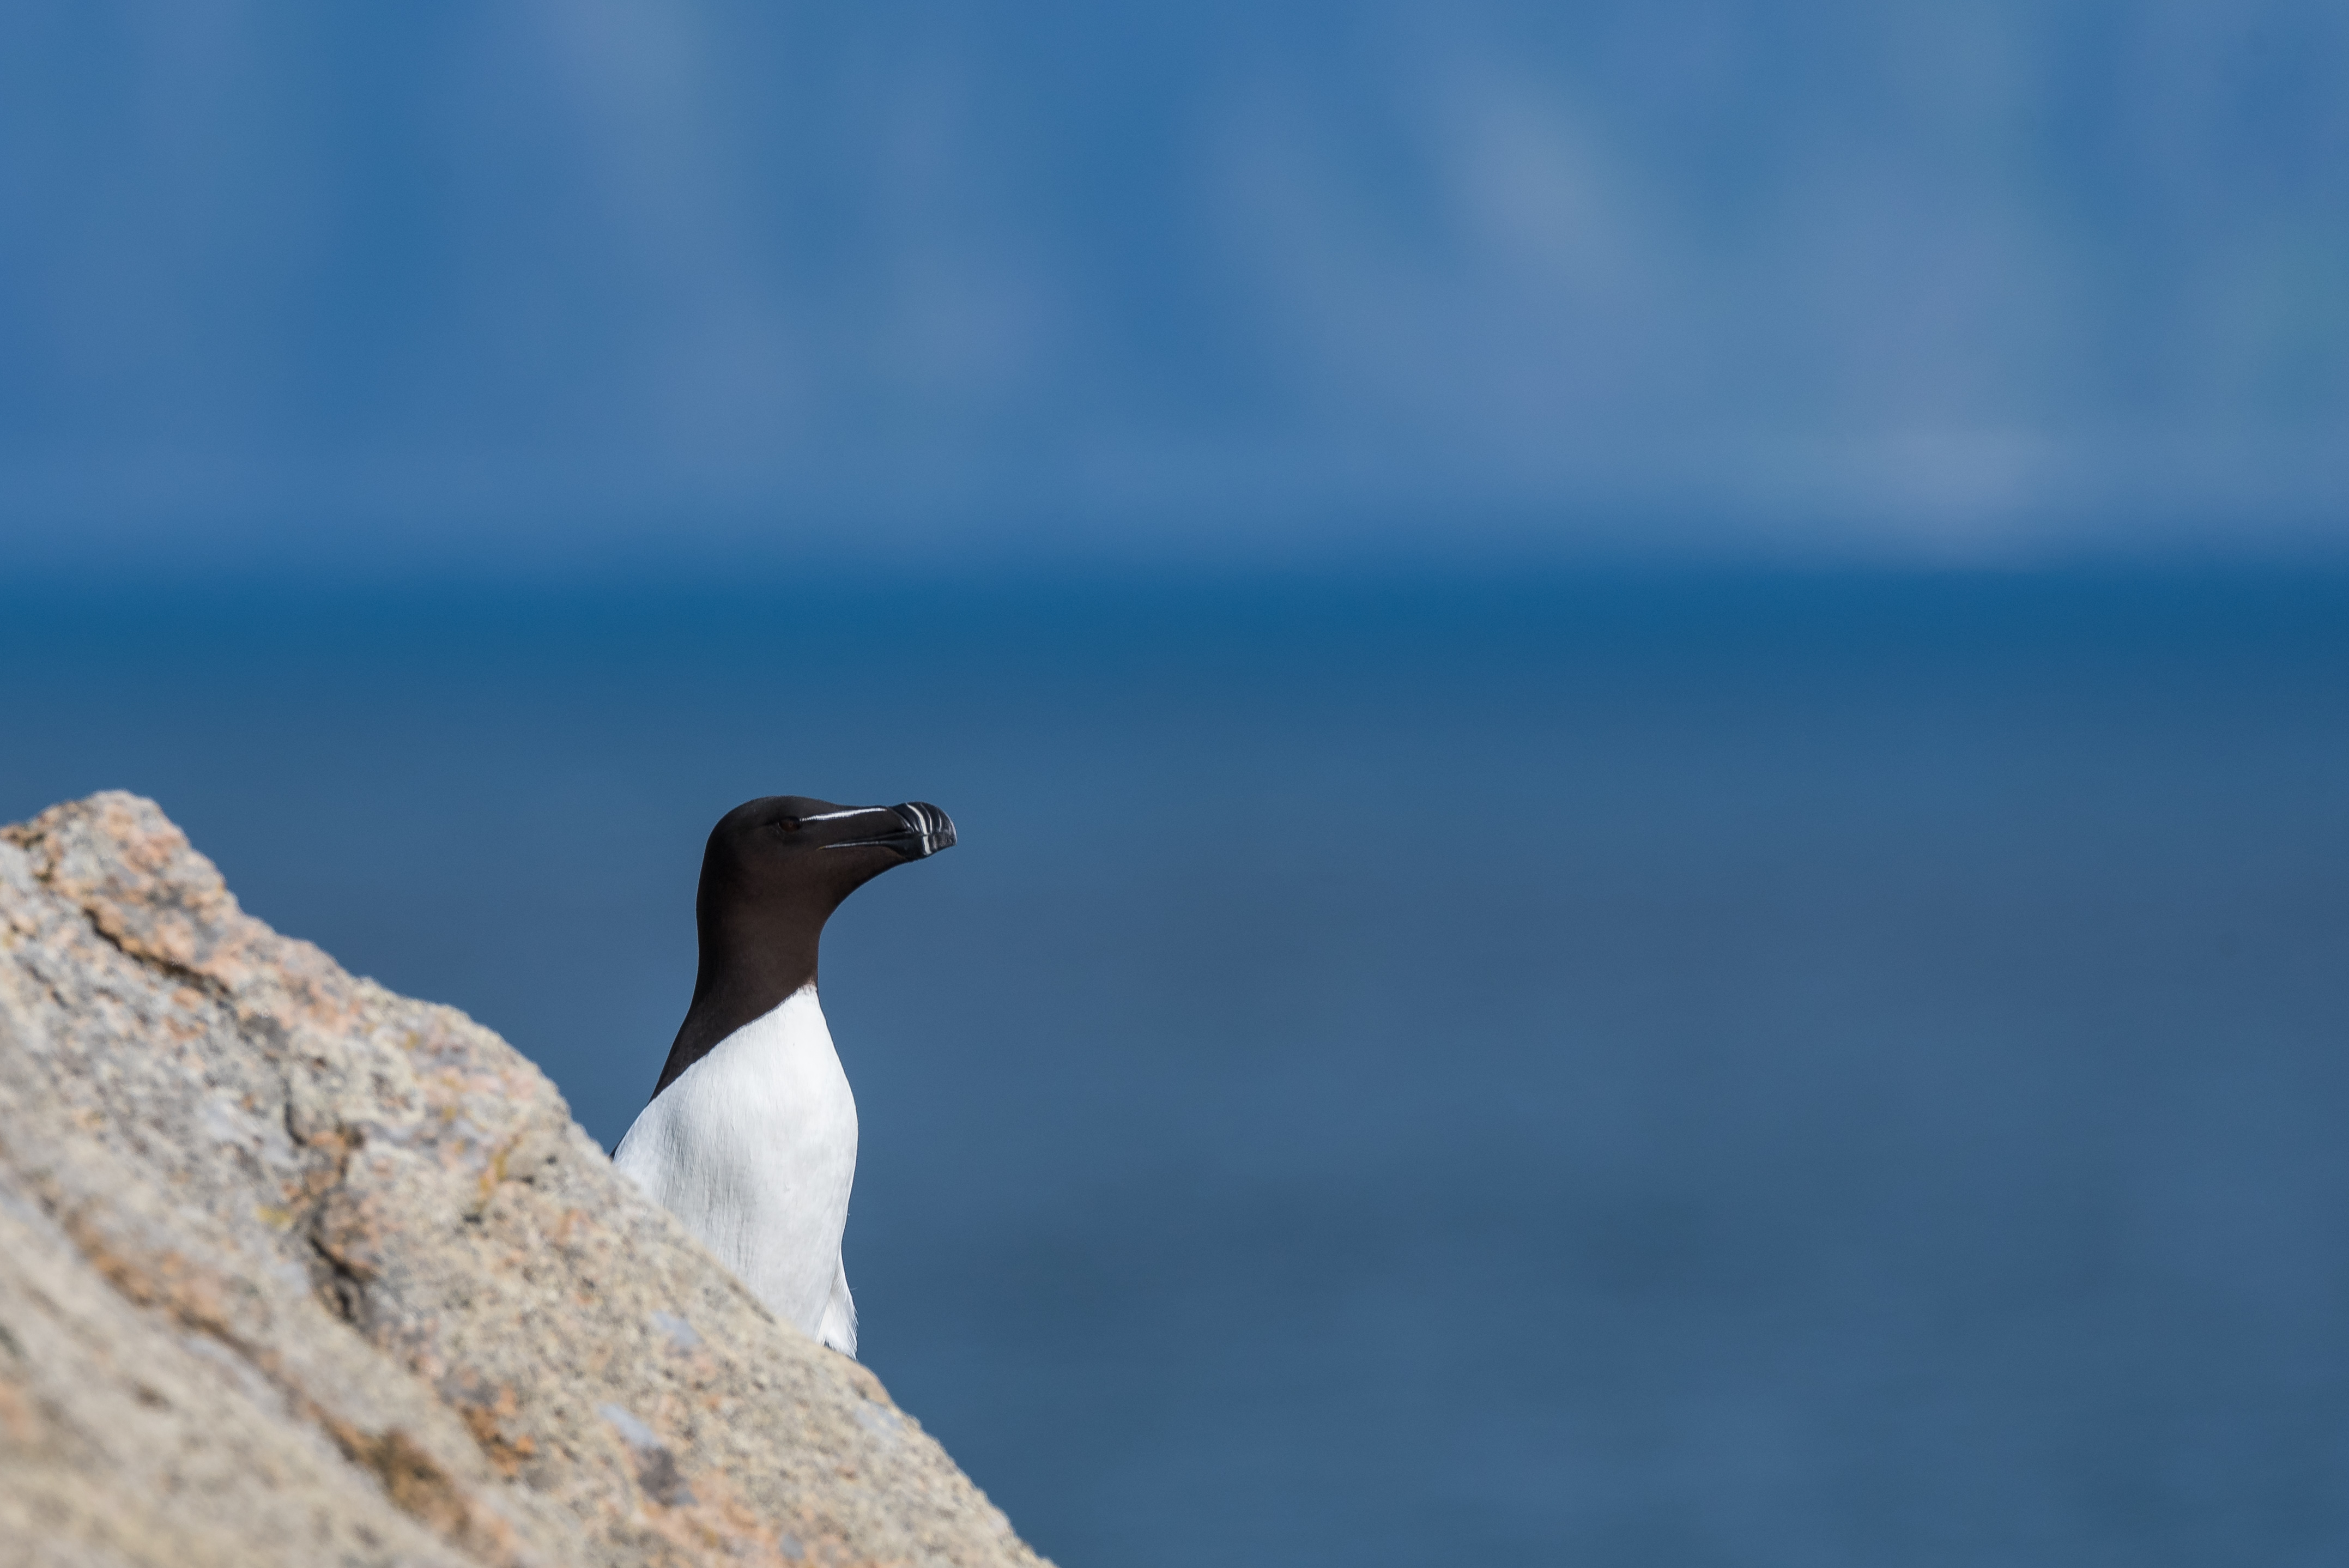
[0,792,1048,1568]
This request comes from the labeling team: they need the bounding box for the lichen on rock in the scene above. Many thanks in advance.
[0,792,1045,1568]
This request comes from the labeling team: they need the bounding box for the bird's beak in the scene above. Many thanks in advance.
[883,801,956,859]
[822,802,956,860]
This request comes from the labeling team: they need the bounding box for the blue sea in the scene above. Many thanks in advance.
[5,570,2347,1566]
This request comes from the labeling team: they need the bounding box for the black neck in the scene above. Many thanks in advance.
[650,889,831,1098]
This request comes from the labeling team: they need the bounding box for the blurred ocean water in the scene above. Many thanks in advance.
[4,569,2346,1566]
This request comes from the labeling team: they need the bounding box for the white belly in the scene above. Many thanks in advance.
[613,986,858,1353]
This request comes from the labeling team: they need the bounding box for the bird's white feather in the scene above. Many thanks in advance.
[613,986,858,1354]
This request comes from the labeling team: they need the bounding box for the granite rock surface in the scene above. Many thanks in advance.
[0,792,1046,1568]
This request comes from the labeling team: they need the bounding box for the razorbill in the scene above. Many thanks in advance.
[613,795,955,1356]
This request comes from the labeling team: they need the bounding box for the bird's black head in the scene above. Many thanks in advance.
[652,795,956,1098]
[700,794,955,927]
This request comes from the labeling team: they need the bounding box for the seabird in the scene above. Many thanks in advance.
[613,795,956,1356]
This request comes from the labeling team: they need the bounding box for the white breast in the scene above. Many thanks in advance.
[612,986,859,1353]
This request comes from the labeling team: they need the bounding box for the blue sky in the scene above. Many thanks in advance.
[4,1,2347,574]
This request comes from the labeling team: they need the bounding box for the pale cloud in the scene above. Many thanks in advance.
[1,1,2345,570]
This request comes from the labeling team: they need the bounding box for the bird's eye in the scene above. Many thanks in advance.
[775,817,801,834]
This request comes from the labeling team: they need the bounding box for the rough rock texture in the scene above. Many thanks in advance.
[0,792,1046,1568]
